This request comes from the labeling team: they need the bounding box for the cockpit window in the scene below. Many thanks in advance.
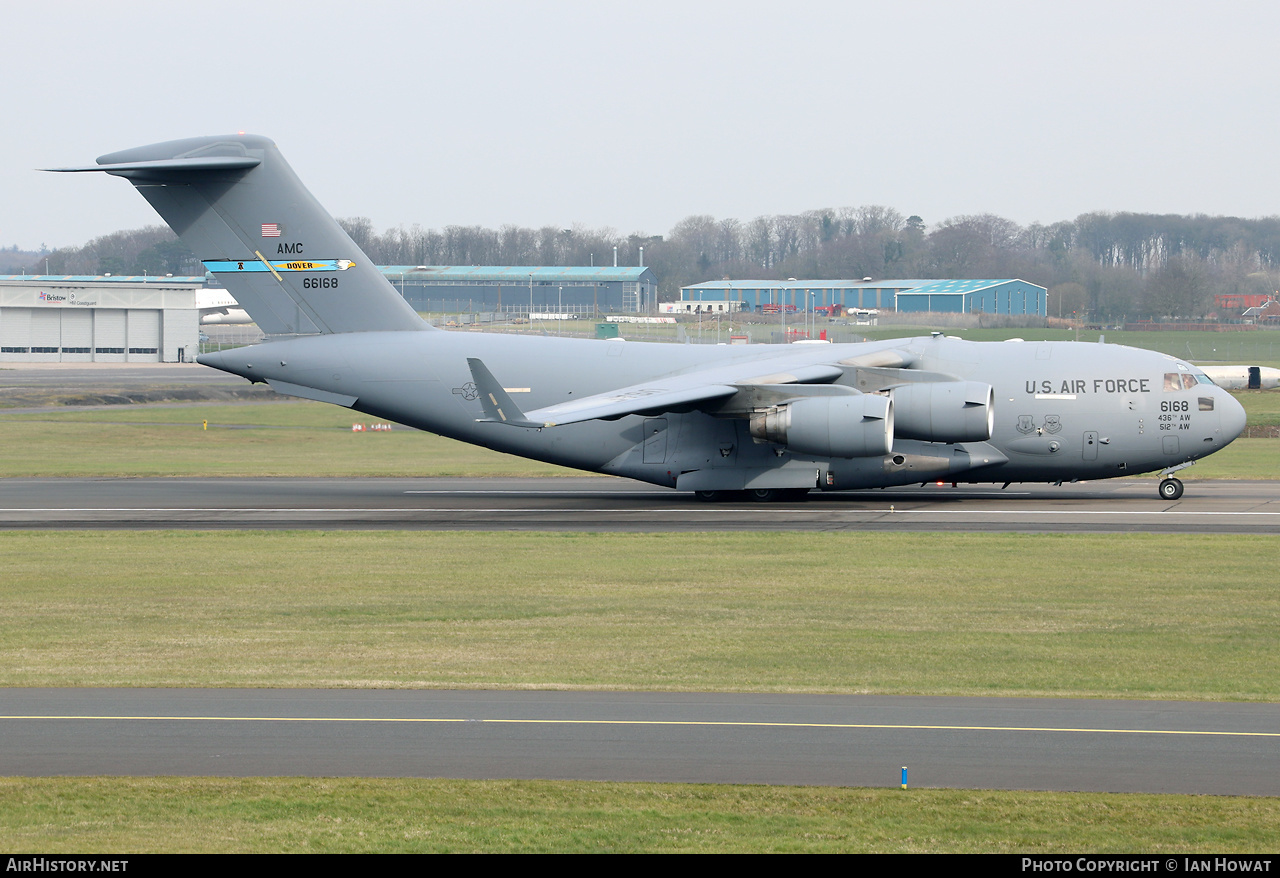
[1164,372,1199,391]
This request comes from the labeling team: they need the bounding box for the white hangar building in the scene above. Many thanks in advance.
[0,275,204,363]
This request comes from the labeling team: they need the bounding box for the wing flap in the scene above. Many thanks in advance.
[524,363,850,426]
[525,381,739,426]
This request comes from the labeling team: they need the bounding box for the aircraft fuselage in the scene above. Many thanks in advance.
[200,331,1245,493]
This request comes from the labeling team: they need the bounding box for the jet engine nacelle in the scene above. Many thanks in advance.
[749,393,893,458]
[891,381,994,443]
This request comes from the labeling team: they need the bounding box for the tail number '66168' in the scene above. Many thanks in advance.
[303,277,337,289]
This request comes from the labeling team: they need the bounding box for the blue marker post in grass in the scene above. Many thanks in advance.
[901,766,908,789]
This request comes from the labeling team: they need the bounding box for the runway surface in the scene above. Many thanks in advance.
[0,362,244,388]
[1,476,1278,533]
[3,689,1276,795]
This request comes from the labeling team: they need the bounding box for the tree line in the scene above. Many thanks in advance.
[19,208,1280,321]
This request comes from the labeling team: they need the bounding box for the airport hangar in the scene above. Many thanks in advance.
[381,266,659,314]
[0,266,659,363]
[678,277,1048,314]
[0,274,203,364]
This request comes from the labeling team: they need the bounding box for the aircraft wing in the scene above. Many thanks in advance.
[468,347,914,428]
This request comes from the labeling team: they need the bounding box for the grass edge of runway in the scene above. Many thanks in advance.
[2,777,1276,853]
[1,395,1278,478]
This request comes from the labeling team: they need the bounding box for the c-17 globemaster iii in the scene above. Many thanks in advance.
[50,135,1246,501]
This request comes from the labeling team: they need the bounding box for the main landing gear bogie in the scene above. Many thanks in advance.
[694,488,811,503]
[1159,478,1184,501]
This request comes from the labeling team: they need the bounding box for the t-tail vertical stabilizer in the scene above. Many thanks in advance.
[46,134,426,336]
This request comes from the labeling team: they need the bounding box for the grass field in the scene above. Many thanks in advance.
[4,531,1277,698]
[0,401,579,477]
[0,394,1276,478]
[4,778,1277,853]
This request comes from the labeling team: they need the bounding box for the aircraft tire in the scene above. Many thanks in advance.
[740,488,811,502]
[1159,478,1184,500]
[694,490,731,502]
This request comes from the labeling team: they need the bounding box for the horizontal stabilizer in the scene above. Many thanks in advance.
[44,156,262,176]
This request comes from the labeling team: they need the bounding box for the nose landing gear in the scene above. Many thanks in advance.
[1158,461,1195,500]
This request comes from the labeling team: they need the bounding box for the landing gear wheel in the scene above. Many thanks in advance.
[738,488,811,502]
[694,490,729,502]
[1159,478,1184,500]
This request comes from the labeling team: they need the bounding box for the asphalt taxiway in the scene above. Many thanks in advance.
[4,689,1277,795]
[0,476,1277,533]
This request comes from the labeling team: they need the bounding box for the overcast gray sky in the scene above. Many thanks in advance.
[5,0,1280,251]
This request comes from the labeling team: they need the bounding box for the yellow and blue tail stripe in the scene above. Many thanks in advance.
[204,258,355,273]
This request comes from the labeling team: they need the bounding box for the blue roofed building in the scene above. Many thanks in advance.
[893,279,1046,315]
[378,266,658,313]
[680,278,1047,316]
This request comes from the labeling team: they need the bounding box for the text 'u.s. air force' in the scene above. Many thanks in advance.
[1026,379,1151,394]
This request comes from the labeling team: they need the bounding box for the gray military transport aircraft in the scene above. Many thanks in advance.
[52,135,1246,501]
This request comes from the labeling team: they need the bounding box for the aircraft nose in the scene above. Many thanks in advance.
[1219,387,1247,442]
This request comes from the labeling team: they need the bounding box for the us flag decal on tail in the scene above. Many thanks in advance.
[261,223,281,237]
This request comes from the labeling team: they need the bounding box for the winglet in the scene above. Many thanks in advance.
[466,358,545,428]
